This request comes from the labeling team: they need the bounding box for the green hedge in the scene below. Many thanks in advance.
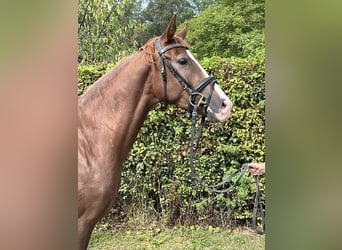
[78,55,265,228]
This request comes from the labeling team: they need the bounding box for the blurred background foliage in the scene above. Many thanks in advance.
[78,0,264,229]
[78,0,264,63]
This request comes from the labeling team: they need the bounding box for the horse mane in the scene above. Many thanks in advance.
[139,36,191,65]
[139,38,158,65]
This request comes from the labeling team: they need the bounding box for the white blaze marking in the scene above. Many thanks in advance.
[214,84,229,100]
[186,50,209,77]
[186,50,229,101]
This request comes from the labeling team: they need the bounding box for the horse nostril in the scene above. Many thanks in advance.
[212,99,232,122]
[221,100,232,113]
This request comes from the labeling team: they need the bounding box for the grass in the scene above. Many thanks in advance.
[88,226,265,250]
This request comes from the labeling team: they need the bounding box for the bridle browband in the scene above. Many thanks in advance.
[155,38,265,234]
[155,38,216,115]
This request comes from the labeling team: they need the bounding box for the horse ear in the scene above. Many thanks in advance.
[177,23,188,39]
[161,14,177,44]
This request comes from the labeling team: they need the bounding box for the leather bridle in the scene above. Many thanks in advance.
[155,38,265,234]
[155,39,216,116]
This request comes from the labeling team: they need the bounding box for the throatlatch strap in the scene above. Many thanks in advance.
[160,59,168,103]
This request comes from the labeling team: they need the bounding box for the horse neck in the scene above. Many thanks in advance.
[79,52,158,165]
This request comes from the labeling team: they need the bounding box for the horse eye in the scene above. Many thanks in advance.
[177,58,188,65]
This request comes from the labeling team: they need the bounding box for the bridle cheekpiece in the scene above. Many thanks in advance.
[155,38,216,116]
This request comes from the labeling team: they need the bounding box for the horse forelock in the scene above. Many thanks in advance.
[174,36,191,50]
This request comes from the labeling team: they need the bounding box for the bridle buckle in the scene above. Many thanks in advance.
[189,92,206,107]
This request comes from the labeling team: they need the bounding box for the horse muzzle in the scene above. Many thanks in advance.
[206,83,233,123]
[211,99,233,122]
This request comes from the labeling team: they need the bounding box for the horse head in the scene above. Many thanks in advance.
[150,14,232,122]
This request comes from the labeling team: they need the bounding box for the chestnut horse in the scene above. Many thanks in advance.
[78,15,233,249]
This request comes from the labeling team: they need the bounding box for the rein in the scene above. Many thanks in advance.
[156,38,265,234]
[189,101,265,234]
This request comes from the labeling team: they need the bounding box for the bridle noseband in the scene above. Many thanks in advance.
[155,39,216,116]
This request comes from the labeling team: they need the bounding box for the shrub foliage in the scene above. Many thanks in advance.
[78,54,265,228]
[186,0,265,60]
